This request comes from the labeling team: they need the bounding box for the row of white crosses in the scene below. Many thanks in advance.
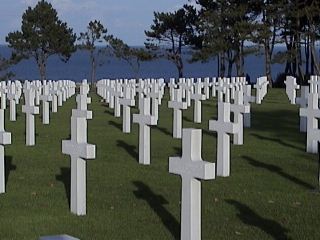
[96,76,268,240]
[0,79,75,194]
[0,105,11,194]
[167,76,262,138]
[62,80,96,216]
[285,75,320,154]
[96,78,166,165]
[22,80,76,146]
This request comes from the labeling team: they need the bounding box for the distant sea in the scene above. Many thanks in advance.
[0,45,286,83]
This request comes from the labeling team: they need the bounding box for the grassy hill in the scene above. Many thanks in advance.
[0,88,318,239]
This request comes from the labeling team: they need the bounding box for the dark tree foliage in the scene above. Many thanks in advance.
[145,5,197,78]
[78,20,113,85]
[109,38,154,77]
[186,0,320,87]
[6,0,76,81]
[0,55,14,81]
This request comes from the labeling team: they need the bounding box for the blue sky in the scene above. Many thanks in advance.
[0,0,194,46]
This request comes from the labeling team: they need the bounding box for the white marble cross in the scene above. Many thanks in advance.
[168,78,177,99]
[50,82,59,113]
[62,85,96,216]
[7,83,18,121]
[135,80,145,110]
[211,78,217,97]
[178,78,186,99]
[169,128,215,240]
[285,76,300,104]
[216,80,226,102]
[230,90,250,145]
[31,81,41,106]
[119,85,135,133]
[168,88,187,138]
[203,77,211,99]
[296,86,309,132]
[22,84,40,146]
[254,76,269,104]
[107,81,116,109]
[147,81,161,121]
[0,108,11,193]
[243,85,256,128]
[133,97,157,165]
[299,92,320,153]
[39,81,52,124]
[0,81,7,110]
[209,102,239,177]
[57,81,64,107]
[309,75,318,94]
[190,83,205,123]
[113,82,123,118]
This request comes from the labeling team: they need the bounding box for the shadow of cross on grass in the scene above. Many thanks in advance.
[251,133,305,152]
[226,200,289,240]
[5,156,16,188]
[55,167,71,207]
[153,125,172,137]
[116,140,138,162]
[182,116,193,123]
[109,120,122,131]
[132,181,180,240]
[243,156,313,190]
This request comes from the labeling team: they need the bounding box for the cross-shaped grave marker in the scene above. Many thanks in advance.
[168,88,187,139]
[230,90,250,145]
[209,102,239,177]
[133,97,157,165]
[0,108,11,193]
[296,86,309,132]
[285,76,300,104]
[7,82,19,121]
[119,85,135,133]
[190,82,206,123]
[39,81,53,124]
[62,83,95,215]
[300,92,320,153]
[22,84,39,146]
[169,128,215,240]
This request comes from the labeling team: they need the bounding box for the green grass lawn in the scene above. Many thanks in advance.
[0,88,319,240]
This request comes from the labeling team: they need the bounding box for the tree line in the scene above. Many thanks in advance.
[1,0,320,87]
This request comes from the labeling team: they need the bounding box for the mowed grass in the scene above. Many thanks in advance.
[0,88,319,240]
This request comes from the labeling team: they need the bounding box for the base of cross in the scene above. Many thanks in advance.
[39,235,80,240]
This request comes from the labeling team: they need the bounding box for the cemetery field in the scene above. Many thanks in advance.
[0,88,319,240]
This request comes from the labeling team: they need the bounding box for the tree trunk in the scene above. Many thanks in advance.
[305,35,310,77]
[227,50,233,77]
[37,53,47,81]
[239,41,245,77]
[217,54,220,77]
[90,51,96,87]
[177,55,184,78]
[264,41,273,87]
[220,52,226,77]
[296,32,304,84]
[285,35,293,75]
[235,53,240,77]
[311,38,320,75]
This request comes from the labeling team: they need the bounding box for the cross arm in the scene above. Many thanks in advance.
[209,120,240,135]
[0,131,11,145]
[169,157,215,180]
[62,140,96,160]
